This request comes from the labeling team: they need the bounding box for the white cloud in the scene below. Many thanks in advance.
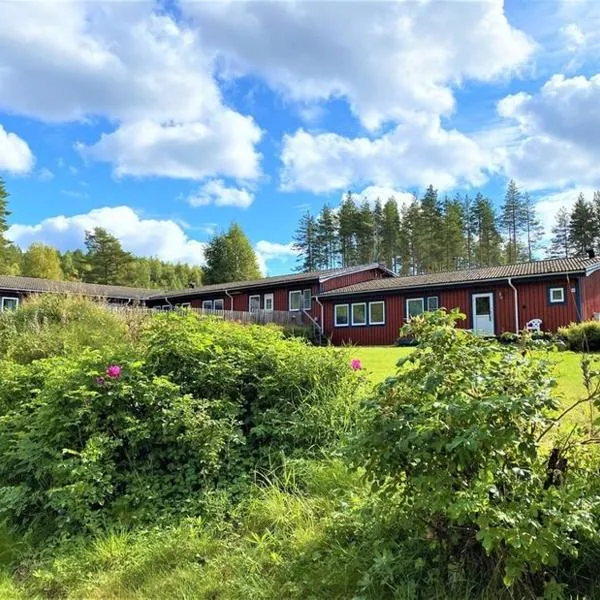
[187,179,255,208]
[535,187,598,232]
[498,73,600,190]
[347,186,415,210]
[184,0,533,130]
[0,1,261,182]
[254,240,296,276]
[38,168,54,182]
[0,125,34,174]
[7,206,205,265]
[561,23,586,51]
[281,118,494,193]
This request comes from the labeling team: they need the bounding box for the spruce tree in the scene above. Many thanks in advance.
[569,193,597,257]
[548,207,571,258]
[372,198,384,263]
[338,192,359,266]
[356,199,375,264]
[381,198,401,271]
[292,212,319,272]
[471,193,503,267]
[500,179,526,264]
[84,228,134,285]
[523,193,545,261]
[0,177,20,275]
[462,193,474,268]
[315,205,338,269]
[441,196,466,271]
[402,198,421,275]
[417,185,443,272]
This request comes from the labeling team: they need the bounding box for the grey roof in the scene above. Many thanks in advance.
[0,275,155,300]
[319,257,600,297]
[148,263,393,300]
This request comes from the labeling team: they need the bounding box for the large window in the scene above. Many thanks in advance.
[351,302,367,326]
[214,299,224,311]
[249,295,261,312]
[289,290,302,311]
[369,301,385,325]
[202,300,213,310]
[549,287,565,304]
[427,296,439,311]
[1,297,18,311]
[334,304,350,327]
[406,298,425,319]
[303,289,312,310]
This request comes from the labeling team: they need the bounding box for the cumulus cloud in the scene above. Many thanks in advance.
[0,125,34,174]
[281,119,494,193]
[7,206,206,265]
[534,187,598,232]
[498,73,600,190]
[187,179,255,208]
[347,186,415,210]
[0,1,261,181]
[254,240,297,276]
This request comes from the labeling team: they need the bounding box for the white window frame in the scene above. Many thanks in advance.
[368,301,385,325]
[303,289,312,311]
[264,293,274,312]
[213,299,224,311]
[351,302,367,326]
[1,297,19,311]
[549,287,565,304]
[202,300,213,310]
[334,304,350,327]
[426,296,439,311]
[249,295,261,312]
[179,302,191,309]
[406,297,425,320]
[289,290,303,312]
[162,305,171,311]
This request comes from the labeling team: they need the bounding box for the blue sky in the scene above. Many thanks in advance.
[1,0,600,275]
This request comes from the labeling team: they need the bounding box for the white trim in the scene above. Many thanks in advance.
[472,292,495,336]
[1,296,19,311]
[180,302,191,309]
[334,303,350,327]
[264,293,274,312]
[162,305,171,311]
[549,287,565,303]
[406,297,424,320]
[368,301,385,325]
[289,290,302,311]
[249,294,261,312]
[351,302,367,326]
[202,300,213,310]
[213,299,224,311]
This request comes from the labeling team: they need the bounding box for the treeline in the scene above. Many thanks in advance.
[0,178,202,289]
[294,181,600,274]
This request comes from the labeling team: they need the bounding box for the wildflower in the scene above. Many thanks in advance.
[351,359,362,371]
[106,364,122,379]
[95,376,105,385]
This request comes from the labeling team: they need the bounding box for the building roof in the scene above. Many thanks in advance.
[0,275,155,300]
[147,263,393,300]
[319,257,600,298]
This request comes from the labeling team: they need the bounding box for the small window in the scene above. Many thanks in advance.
[289,290,302,311]
[162,305,171,311]
[549,287,565,304]
[213,299,224,311]
[369,301,385,325]
[179,302,191,310]
[249,295,261,312]
[351,303,367,326]
[303,289,312,310]
[334,304,349,327]
[427,296,439,311]
[264,294,274,312]
[406,298,424,319]
[1,297,18,311]
[202,300,213,310]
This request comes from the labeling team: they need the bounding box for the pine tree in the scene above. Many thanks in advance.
[523,193,545,261]
[417,185,443,272]
[462,193,474,268]
[338,192,359,266]
[500,179,526,264]
[593,191,600,252]
[84,227,134,285]
[21,243,63,280]
[380,198,401,271]
[292,212,319,272]
[315,205,338,269]
[203,223,261,284]
[471,193,503,267]
[356,200,375,264]
[401,198,421,275]
[0,177,20,275]
[372,198,384,263]
[548,207,571,258]
[441,196,466,271]
[569,193,597,257]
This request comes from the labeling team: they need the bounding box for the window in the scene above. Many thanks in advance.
[427,296,439,311]
[369,301,385,325]
[406,298,424,319]
[351,303,367,326]
[162,305,171,311]
[202,300,213,310]
[303,289,312,310]
[264,293,274,312]
[334,304,349,327]
[213,299,224,311]
[249,295,261,312]
[289,290,302,311]
[179,302,191,310]
[549,287,565,304]
[1,297,18,311]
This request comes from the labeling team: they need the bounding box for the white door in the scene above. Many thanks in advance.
[264,293,274,312]
[472,293,495,336]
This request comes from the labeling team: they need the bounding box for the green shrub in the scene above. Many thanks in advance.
[498,331,518,344]
[558,320,600,351]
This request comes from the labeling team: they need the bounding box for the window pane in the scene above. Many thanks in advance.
[335,305,349,326]
[427,296,439,311]
[214,299,224,310]
[202,300,213,310]
[1,298,18,311]
[550,288,564,302]
[369,302,384,324]
[249,296,261,311]
[264,295,273,311]
[352,303,366,325]
[303,289,312,310]
[290,291,302,311]
[407,298,424,318]
[475,296,491,315]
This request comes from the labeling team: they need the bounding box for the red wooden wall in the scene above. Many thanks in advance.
[581,269,600,320]
[320,268,388,292]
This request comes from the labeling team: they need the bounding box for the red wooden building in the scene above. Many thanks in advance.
[319,257,600,345]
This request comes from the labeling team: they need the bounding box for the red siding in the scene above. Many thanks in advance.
[321,268,388,292]
[582,269,600,320]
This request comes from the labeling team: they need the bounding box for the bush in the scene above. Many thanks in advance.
[558,320,600,351]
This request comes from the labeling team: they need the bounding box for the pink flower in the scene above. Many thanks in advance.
[106,364,122,379]
[351,359,362,371]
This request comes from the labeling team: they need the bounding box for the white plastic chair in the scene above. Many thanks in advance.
[526,318,542,333]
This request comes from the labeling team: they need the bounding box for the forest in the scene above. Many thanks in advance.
[293,180,600,274]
